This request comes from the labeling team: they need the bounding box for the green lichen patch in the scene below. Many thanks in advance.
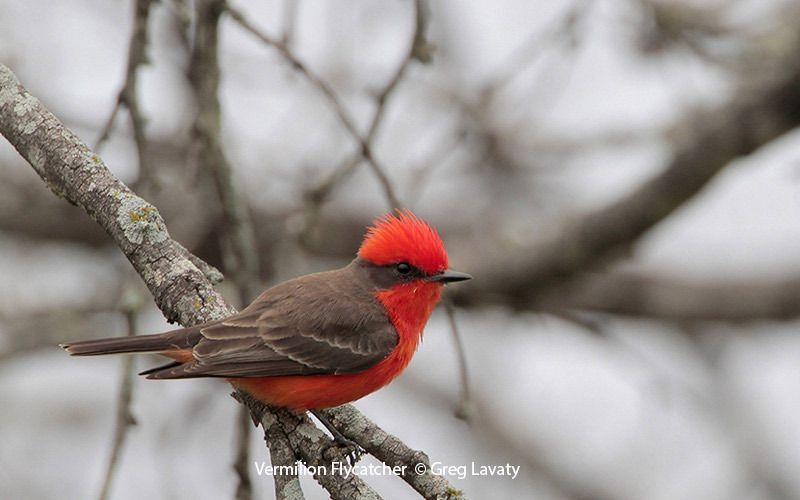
[444,486,465,499]
[117,195,168,245]
[77,149,106,170]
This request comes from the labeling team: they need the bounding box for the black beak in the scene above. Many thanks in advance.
[429,269,473,283]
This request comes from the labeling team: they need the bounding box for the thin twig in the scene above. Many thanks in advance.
[404,129,466,206]
[166,0,193,51]
[444,299,473,422]
[280,0,299,47]
[97,288,143,500]
[478,1,592,100]
[225,2,403,209]
[1,61,470,500]
[95,104,122,151]
[294,0,432,250]
[95,0,155,192]
[304,0,430,213]
[233,406,254,500]
[449,30,800,310]
[187,2,263,498]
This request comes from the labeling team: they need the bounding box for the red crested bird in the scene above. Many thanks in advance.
[61,210,471,453]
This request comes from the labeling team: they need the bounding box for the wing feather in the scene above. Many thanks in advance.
[146,265,398,379]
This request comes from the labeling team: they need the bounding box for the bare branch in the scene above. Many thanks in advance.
[0,64,231,326]
[553,271,800,323]
[479,1,592,99]
[280,0,299,47]
[444,299,473,421]
[225,2,402,209]
[0,62,468,499]
[256,403,304,500]
[190,0,260,302]
[96,0,155,192]
[290,0,434,275]
[299,0,431,222]
[320,405,466,500]
[97,286,144,500]
[370,0,431,137]
[232,406,254,500]
[186,1,265,497]
[451,34,800,311]
[234,391,382,500]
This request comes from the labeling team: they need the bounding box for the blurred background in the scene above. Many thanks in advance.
[3,0,800,498]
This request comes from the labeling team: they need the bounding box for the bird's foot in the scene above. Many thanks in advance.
[321,434,365,466]
[310,409,365,465]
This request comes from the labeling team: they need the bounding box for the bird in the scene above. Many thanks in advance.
[61,209,471,455]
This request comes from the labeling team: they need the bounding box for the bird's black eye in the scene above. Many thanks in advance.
[396,262,412,275]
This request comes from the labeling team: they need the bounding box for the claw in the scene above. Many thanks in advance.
[321,435,365,465]
[310,409,365,465]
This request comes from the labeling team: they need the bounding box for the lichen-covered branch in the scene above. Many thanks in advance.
[235,391,381,500]
[320,405,466,500]
[0,62,466,499]
[256,403,305,500]
[0,63,231,327]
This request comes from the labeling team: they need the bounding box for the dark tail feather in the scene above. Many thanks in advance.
[138,361,182,376]
[60,333,172,356]
[60,327,200,356]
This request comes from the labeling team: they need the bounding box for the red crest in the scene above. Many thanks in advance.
[358,210,448,275]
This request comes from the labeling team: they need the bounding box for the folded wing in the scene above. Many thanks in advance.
[145,269,397,379]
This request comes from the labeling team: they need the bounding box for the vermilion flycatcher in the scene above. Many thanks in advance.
[62,210,470,446]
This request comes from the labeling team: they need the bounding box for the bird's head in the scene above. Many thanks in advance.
[357,209,472,288]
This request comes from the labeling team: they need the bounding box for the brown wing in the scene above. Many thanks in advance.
[146,265,398,379]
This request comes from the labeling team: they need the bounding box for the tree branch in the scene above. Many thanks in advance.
[225,2,402,209]
[234,391,382,500]
[255,401,305,500]
[190,0,261,303]
[0,64,231,326]
[444,299,473,421]
[451,33,800,311]
[0,63,466,499]
[97,289,142,500]
[552,271,800,323]
[186,1,266,497]
[320,405,466,500]
[95,0,155,191]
